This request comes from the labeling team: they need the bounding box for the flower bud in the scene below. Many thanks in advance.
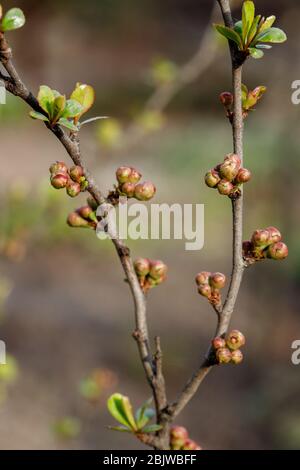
[267,226,282,244]
[66,181,81,198]
[149,260,167,280]
[116,166,132,184]
[205,170,221,188]
[67,212,90,228]
[170,426,189,449]
[236,168,251,184]
[195,271,211,286]
[182,439,202,450]
[216,347,232,364]
[217,180,234,196]
[120,182,136,198]
[198,284,212,298]
[51,173,69,189]
[224,153,241,167]
[219,161,239,182]
[128,167,142,184]
[231,349,243,365]
[134,258,150,276]
[69,165,85,183]
[219,91,233,108]
[134,181,156,201]
[210,272,226,289]
[267,242,288,260]
[251,229,270,247]
[226,330,245,350]
[77,206,98,222]
[212,337,226,350]
[50,161,68,175]
[87,196,98,211]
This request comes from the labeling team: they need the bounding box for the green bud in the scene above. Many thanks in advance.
[217,180,234,196]
[205,170,221,188]
[69,165,85,183]
[120,182,136,198]
[50,161,68,175]
[231,349,243,365]
[209,272,226,289]
[134,181,156,201]
[134,258,150,276]
[67,212,90,228]
[116,166,132,184]
[51,173,69,189]
[212,337,226,350]
[66,181,81,198]
[87,196,98,211]
[216,347,232,364]
[195,271,211,286]
[226,330,245,350]
[77,206,98,222]
[236,168,251,184]
[267,242,288,260]
[267,226,282,244]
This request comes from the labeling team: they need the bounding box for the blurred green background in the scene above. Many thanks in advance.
[0,0,300,450]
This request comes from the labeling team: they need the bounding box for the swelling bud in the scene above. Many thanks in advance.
[267,242,288,260]
[128,168,142,184]
[120,182,136,198]
[170,426,189,449]
[251,229,270,247]
[67,212,90,228]
[219,160,239,182]
[226,330,245,350]
[212,337,226,350]
[149,260,167,280]
[210,272,226,289]
[66,181,81,198]
[205,170,220,188]
[216,347,232,364]
[198,284,212,298]
[195,271,211,286]
[134,258,150,276]
[231,349,243,365]
[267,226,282,244]
[134,181,156,201]
[69,165,85,183]
[236,168,251,184]
[217,180,233,196]
[51,173,69,189]
[116,166,132,184]
[219,91,233,108]
[50,161,68,175]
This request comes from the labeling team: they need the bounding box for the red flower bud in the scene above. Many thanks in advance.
[267,242,288,260]
[134,181,156,201]
[216,347,232,364]
[236,168,251,184]
[212,337,226,350]
[69,165,85,183]
[128,167,142,184]
[170,426,189,449]
[195,271,211,286]
[51,173,69,189]
[219,161,240,182]
[210,272,226,289]
[226,330,245,350]
[251,229,270,247]
[134,258,150,276]
[50,161,68,175]
[67,212,90,228]
[217,180,234,196]
[120,182,136,198]
[198,284,212,298]
[77,206,98,222]
[66,181,81,198]
[182,439,202,450]
[205,170,221,188]
[149,260,167,280]
[231,349,243,365]
[116,166,132,184]
[267,226,282,244]
[219,91,233,108]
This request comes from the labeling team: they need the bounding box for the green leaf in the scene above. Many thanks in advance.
[242,1,255,43]
[52,95,66,123]
[255,27,287,44]
[37,85,55,116]
[249,47,264,59]
[70,83,95,118]
[29,111,49,122]
[58,117,79,132]
[109,426,133,433]
[241,84,248,105]
[214,24,243,49]
[247,15,261,45]
[135,399,155,430]
[107,393,137,431]
[1,8,25,32]
[259,15,276,33]
[142,424,162,434]
[256,44,272,50]
[62,99,83,119]
[234,21,243,37]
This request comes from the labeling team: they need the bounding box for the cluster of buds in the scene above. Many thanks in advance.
[115,166,156,201]
[195,271,226,306]
[170,426,202,450]
[67,197,98,229]
[220,85,266,121]
[243,227,288,263]
[205,153,251,199]
[50,161,88,198]
[212,330,245,365]
[134,258,167,293]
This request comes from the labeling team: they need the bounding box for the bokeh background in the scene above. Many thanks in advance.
[0,0,300,450]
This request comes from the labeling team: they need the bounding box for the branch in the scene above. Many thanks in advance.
[168,0,246,419]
